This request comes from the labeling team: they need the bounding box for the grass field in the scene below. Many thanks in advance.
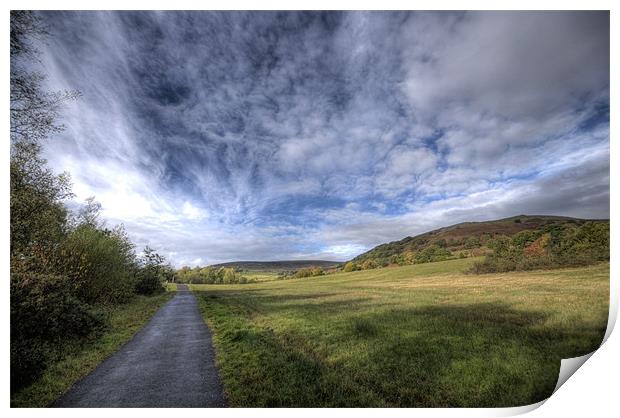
[193,258,609,407]
[243,271,282,282]
[11,291,175,407]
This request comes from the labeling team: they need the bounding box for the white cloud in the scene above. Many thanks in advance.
[323,244,368,258]
[182,201,208,221]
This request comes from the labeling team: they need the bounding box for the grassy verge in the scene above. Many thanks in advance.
[11,292,175,407]
[194,258,609,407]
[165,282,179,291]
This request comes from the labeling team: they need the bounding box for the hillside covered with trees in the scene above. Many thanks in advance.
[346,215,609,273]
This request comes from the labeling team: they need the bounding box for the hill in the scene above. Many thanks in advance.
[351,215,608,267]
[209,260,343,272]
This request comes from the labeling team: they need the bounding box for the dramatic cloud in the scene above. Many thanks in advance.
[36,11,609,266]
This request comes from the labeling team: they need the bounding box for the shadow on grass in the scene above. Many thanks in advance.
[203,290,377,317]
[197,292,607,407]
[352,303,605,407]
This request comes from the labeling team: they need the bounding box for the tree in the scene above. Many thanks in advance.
[10,11,80,147]
[10,11,78,259]
[10,11,97,391]
[294,267,325,278]
[76,196,103,228]
[223,268,237,284]
[361,259,378,270]
[464,236,481,249]
[511,230,539,249]
[58,223,137,303]
[10,156,71,258]
[414,245,451,263]
[134,247,169,295]
[343,262,358,272]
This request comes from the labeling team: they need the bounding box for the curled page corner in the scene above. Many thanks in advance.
[553,351,595,394]
[549,285,616,398]
[497,399,547,417]
[550,298,617,395]
[497,351,597,418]
[603,296,617,343]
[498,351,598,417]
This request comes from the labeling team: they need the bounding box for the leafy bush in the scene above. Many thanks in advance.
[414,245,452,263]
[134,269,165,295]
[293,267,325,278]
[175,265,250,285]
[134,247,171,295]
[550,221,609,265]
[470,222,609,274]
[511,230,540,249]
[223,268,238,283]
[11,272,105,390]
[56,224,137,303]
[343,262,359,272]
[10,158,71,256]
[464,236,481,249]
[360,259,379,270]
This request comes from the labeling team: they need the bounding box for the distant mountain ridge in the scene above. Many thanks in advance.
[351,215,609,266]
[209,260,343,272]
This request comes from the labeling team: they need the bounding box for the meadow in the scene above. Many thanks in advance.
[192,257,609,407]
[243,271,283,282]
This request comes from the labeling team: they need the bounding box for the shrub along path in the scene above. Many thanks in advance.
[54,285,227,407]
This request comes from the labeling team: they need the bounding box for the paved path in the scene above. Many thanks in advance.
[55,285,227,407]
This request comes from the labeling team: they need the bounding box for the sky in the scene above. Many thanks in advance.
[36,11,610,267]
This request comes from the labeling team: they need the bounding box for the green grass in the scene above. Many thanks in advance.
[193,258,609,407]
[11,292,174,407]
[165,282,180,291]
[242,271,283,282]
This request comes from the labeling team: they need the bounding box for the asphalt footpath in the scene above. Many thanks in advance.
[54,284,227,407]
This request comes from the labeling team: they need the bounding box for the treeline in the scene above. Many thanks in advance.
[273,267,329,279]
[176,265,330,284]
[175,266,252,284]
[469,221,609,274]
[10,12,172,391]
[291,267,325,278]
[343,244,455,272]
[353,236,489,268]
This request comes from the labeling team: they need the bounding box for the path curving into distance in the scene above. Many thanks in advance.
[54,284,227,407]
